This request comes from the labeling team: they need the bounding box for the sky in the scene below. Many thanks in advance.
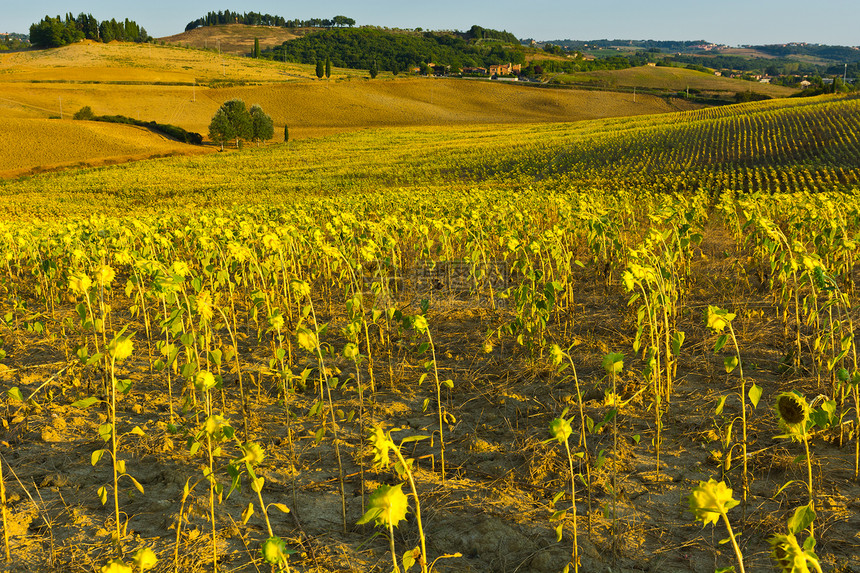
[4,0,859,47]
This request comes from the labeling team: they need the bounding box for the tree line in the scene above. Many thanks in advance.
[185,11,355,32]
[29,13,149,48]
[72,106,203,144]
[264,27,526,74]
[0,33,29,51]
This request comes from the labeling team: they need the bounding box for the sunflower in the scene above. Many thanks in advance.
[775,392,810,440]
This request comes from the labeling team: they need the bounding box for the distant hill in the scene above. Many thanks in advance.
[0,40,702,176]
[158,24,305,56]
[554,65,796,100]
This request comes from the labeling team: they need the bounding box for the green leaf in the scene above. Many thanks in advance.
[314,427,325,444]
[98,423,113,442]
[787,503,815,535]
[723,355,738,374]
[127,475,145,494]
[6,387,23,402]
[115,378,133,394]
[555,522,564,542]
[251,476,265,493]
[400,435,429,444]
[715,395,729,416]
[269,503,290,514]
[297,329,318,352]
[773,480,797,498]
[91,449,106,466]
[671,331,686,355]
[208,349,222,368]
[402,548,418,572]
[714,334,728,353]
[602,352,624,374]
[356,507,383,525]
[748,383,762,408]
[308,400,323,417]
[98,485,108,505]
[551,491,564,506]
[549,509,567,522]
[241,502,254,525]
[442,379,454,389]
[86,352,103,366]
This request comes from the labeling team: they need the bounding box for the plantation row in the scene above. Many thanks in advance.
[1,94,860,572]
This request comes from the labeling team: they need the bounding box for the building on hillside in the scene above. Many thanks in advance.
[488,63,521,76]
[646,62,657,67]
[800,80,812,88]
[462,67,488,75]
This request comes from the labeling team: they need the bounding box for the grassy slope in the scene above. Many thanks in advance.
[0,41,706,175]
[2,94,856,218]
[0,117,211,177]
[555,64,795,97]
[158,23,305,56]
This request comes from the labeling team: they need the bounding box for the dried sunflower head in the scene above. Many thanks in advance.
[775,392,810,439]
[768,533,823,573]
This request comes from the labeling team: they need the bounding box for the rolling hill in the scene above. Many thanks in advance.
[552,64,796,98]
[0,40,707,176]
[158,23,306,56]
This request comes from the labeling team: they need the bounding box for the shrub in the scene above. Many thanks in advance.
[73,106,95,120]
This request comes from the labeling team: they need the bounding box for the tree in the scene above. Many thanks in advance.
[73,106,95,120]
[208,99,252,150]
[369,59,378,79]
[325,56,331,78]
[254,37,260,58]
[284,124,289,143]
[249,104,274,146]
[316,59,325,78]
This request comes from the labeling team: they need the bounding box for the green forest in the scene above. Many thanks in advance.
[264,26,525,73]
[28,13,148,48]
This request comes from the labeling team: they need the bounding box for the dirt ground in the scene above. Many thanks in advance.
[0,223,859,573]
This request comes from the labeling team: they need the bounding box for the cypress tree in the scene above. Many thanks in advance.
[369,59,378,79]
[254,37,260,58]
[325,56,331,78]
[315,59,324,78]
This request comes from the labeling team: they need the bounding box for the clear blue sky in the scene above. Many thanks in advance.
[4,0,859,46]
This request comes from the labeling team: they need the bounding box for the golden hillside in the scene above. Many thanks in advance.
[556,64,795,98]
[0,117,210,178]
[158,23,306,56]
[0,40,714,176]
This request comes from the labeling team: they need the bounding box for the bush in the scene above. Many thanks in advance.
[83,113,203,144]
[73,106,95,120]
[735,91,773,103]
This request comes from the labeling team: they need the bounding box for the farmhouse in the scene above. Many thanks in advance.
[488,63,521,76]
